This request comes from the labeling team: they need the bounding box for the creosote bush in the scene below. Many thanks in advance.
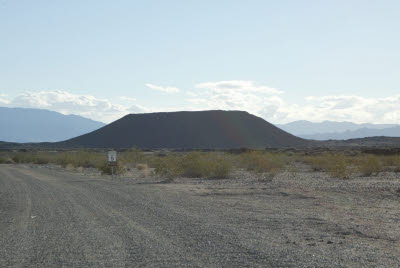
[0,156,13,164]
[239,151,287,175]
[120,148,145,165]
[358,154,382,176]
[302,153,353,179]
[136,163,148,170]
[12,152,51,164]
[10,150,106,170]
[98,162,126,175]
[154,154,184,178]
[154,151,232,179]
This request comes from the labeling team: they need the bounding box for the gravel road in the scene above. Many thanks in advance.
[1,164,399,267]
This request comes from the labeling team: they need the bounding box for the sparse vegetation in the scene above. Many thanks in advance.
[3,149,400,180]
[239,151,287,176]
[154,154,184,178]
[0,156,13,164]
[303,153,354,179]
[136,163,148,171]
[154,151,232,179]
[99,162,126,175]
[358,154,382,176]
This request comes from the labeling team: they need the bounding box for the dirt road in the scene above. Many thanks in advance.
[1,164,399,267]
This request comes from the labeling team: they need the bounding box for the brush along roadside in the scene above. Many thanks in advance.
[2,149,400,179]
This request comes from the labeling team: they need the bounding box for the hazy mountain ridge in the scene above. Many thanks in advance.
[276,120,400,140]
[0,107,106,142]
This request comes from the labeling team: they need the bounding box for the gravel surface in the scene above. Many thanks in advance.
[1,164,400,267]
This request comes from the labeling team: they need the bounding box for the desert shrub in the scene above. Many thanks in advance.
[0,156,13,164]
[9,150,129,175]
[98,161,126,175]
[65,163,75,171]
[33,156,50,164]
[153,154,183,178]
[326,154,350,178]
[120,148,145,165]
[210,156,232,178]
[395,165,400,173]
[136,163,152,177]
[181,151,211,177]
[11,152,52,164]
[181,152,232,178]
[379,155,398,166]
[136,163,148,170]
[239,151,286,175]
[303,153,353,179]
[12,153,32,163]
[358,154,382,176]
[56,150,104,168]
[153,152,232,179]
[135,163,152,177]
[305,155,330,171]
[379,154,400,172]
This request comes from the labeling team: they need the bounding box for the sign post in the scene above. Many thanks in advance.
[107,150,117,178]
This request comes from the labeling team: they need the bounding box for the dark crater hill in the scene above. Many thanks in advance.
[58,110,308,149]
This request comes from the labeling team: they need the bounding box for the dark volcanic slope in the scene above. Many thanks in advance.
[59,110,306,149]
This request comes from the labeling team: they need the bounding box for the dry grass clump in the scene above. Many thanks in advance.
[136,163,152,177]
[136,163,148,170]
[56,150,104,168]
[154,151,232,179]
[0,156,13,164]
[65,163,75,171]
[120,148,145,165]
[98,162,126,175]
[10,150,123,174]
[239,151,287,175]
[12,152,52,164]
[181,152,232,178]
[357,154,382,176]
[379,154,400,172]
[11,150,105,168]
[154,154,184,178]
[303,153,354,179]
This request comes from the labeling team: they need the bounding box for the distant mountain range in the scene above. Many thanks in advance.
[0,107,105,142]
[1,106,399,147]
[276,120,400,140]
[59,110,308,149]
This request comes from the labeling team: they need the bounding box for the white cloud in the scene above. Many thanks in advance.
[1,90,148,123]
[1,85,400,125]
[196,80,283,94]
[119,96,137,101]
[0,93,9,104]
[146,83,180,93]
[294,95,400,124]
[189,80,286,121]
[190,81,400,124]
[186,91,198,97]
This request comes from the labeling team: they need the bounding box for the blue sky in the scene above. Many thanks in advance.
[1,0,399,123]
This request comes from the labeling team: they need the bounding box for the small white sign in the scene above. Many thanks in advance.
[108,151,117,163]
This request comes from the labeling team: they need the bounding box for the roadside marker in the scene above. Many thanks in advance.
[107,150,117,178]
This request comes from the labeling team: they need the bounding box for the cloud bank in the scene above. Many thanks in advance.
[189,81,400,124]
[0,90,147,123]
[1,82,399,125]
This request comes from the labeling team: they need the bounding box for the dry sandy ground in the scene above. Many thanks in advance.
[1,164,400,267]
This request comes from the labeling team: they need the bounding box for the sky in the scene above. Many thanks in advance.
[1,0,399,124]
